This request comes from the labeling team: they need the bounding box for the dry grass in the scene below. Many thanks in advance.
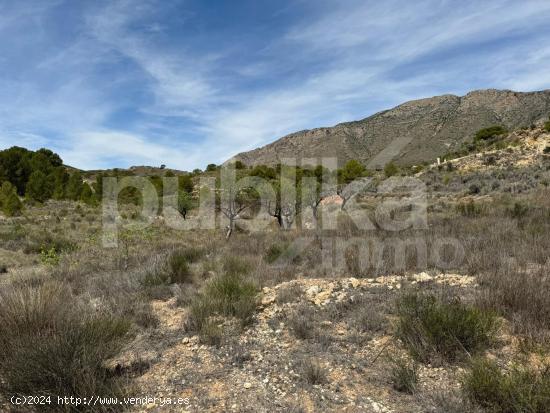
[0,281,131,411]
[0,185,548,409]
[462,357,550,412]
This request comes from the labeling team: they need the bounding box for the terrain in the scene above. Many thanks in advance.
[232,89,550,168]
[0,113,550,412]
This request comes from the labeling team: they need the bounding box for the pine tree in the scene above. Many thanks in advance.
[0,147,32,195]
[26,170,52,202]
[0,182,23,216]
[92,174,104,201]
[50,167,69,200]
[66,172,84,201]
[80,182,95,205]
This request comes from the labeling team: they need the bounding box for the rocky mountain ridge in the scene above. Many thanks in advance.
[231,89,550,168]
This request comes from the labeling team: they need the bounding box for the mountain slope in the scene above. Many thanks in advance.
[231,89,550,168]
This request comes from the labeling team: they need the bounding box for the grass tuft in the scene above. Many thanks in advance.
[0,281,131,411]
[390,356,418,394]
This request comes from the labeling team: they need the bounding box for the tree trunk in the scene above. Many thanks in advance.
[226,218,235,239]
[311,205,318,230]
[341,196,348,211]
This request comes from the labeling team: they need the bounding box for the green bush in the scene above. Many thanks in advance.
[462,357,550,412]
[188,271,258,332]
[264,243,285,263]
[384,161,399,178]
[178,246,205,263]
[0,181,23,216]
[396,293,499,362]
[508,202,529,219]
[177,191,194,219]
[339,159,369,183]
[24,232,77,255]
[474,126,508,142]
[544,119,550,133]
[40,247,60,266]
[66,171,84,200]
[0,282,131,411]
[80,182,96,205]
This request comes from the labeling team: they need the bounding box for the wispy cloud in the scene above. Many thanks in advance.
[59,131,192,170]
[0,0,549,170]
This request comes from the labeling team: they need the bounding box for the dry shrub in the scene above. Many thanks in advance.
[187,266,258,337]
[0,281,131,411]
[462,357,550,412]
[396,292,499,363]
[477,264,550,340]
[287,305,315,340]
[275,284,303,304]
[300,359,327,385]
[390,356,418,394]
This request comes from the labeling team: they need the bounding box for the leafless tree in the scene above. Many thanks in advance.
[301,177,323,229]
[337,177,373,211]
[218,169,259,239]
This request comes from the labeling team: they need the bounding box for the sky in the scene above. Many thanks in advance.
[1,0,550,170]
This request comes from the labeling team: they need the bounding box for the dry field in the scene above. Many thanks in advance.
[1,130,550,412]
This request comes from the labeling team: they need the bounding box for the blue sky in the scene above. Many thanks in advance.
[1,0,550,170]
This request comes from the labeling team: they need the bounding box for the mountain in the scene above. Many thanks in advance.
[230,89,550,168]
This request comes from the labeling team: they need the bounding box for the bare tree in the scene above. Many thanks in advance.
[301,177,323,229]
[218,168,259,239]
[337,177,373,211]
[219,184,259,239]
[263,173,298,230]
[265,181,283,228]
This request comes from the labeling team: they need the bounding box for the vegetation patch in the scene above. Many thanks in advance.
[390,356,418,394]
[478,266,550,339]
[462,357,550,412]
[288,305,315,339]
[396,292,499,363]
[168,250,193,283]
[188,270,258,336]
[0,282,131,411]
[474,126,508,142]
[300,359,327,385]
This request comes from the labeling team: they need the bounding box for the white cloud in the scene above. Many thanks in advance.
[86,0,219,113]
[1,0,550,171]
[58,131,195,170]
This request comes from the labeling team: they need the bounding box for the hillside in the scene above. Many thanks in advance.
[231,89,550,168]
[2,126,550,412]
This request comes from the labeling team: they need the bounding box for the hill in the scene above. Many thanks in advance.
[231,89,550,168]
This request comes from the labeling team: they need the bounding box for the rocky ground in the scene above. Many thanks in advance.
[119,272,481,413]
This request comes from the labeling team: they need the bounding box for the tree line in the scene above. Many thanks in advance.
[0,146,97,216]
[0,145,400,225]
